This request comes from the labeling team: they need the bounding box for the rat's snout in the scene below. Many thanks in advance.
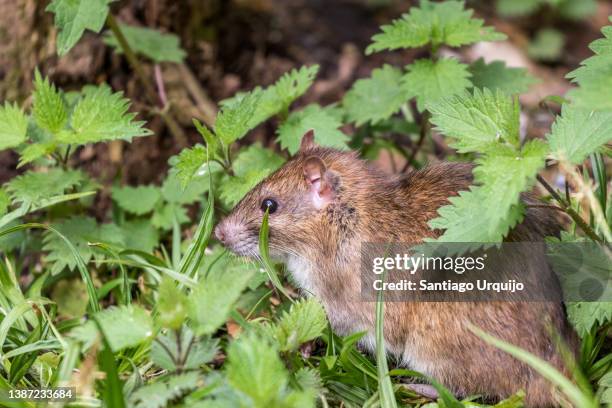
[214,220,228,244]
[214,217,259,257]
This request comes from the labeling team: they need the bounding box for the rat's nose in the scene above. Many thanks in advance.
[214,224,226,244]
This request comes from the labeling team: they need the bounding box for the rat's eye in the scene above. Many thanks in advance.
[260,198,278,214]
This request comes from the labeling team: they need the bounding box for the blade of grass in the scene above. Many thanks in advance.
[258,209,292,301]
[469,324,598,408]
[375,269,398,408]
[92,317,126,408]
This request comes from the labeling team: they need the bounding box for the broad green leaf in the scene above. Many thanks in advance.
[51,279,88,318]
[496,0,541,17]
[151,203,188,231]
[33,71,68,134]
[527,29,564,62]
[157,277,188,330]
[161,171,209,204]
[5,168,84,205]
[187,260,254,335]
[402,58,472,111]
[221,65,319,129]
[111,185,161,215]
[0,189,8,216]
[557,0,597,20]
[70,305,153,352]
[129,372,199,408]
[18,142,57,167]
[366,0,505,54]
[469,58,538,94]
[277,104,348,154]
[151,328,217,371]
[119,219,159,252]
[343,65,410,126]
[429,186,524,242]
[172,145,210,188]
[215,89,261,145]
[226,332,289,407]
[103,24,186,63]
[274,298,327,351]
[567,302,612,337]
[547,105,612,164]
[46,0,114,55]
[60,84,152,144]
[0,103,28,151]
[428,88,520,153]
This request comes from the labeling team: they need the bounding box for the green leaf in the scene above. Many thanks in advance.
[60,84,152,145]
[157,277,188,330]
[32,71,68,134]
[0,103,28,151]
[496,0,541,17]
[172,145,210,188]
[557,0,597,20]
[274,298,327,351]
[469,58,538,94]
[528,29,564,62]
[151,328,217,371]
[111,185,161,215]
[566,302,612,337]
[215,89,261,145]
[52,279,89,318]
[428,88,520,153]
[71,306,153,353]
[46,0,114,55]
[187,261,254,335]
[226,332,289,407]
[5,168,84,205]
[0,189,8,217]
[18,142,57,167]
[277,104,348,154]
[402,58,472,111]
[119,219,159,252]
[103,24,186,63]
[151,203,188,231]
[161,170,209,204]
[366,0,505,54]
[342,65,410,126]
[547,105,612,164]
[130,372,199,408]
[429,186,524,242]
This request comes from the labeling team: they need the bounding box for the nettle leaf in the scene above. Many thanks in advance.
[428,88,520,153]
[161,171,209,204]
[111,185,161,215]
[42,216,124,275]
[151,329,217,371]
[157,277,188,330]
[402,58,472,111]
[5,168,84,205]
[274,298,327,352]
[226,332,289,407]
[70,305,153,352]
[33,71,68,134]
[429,186,524,242]
[215,89,261,145]
[172,145,208,188]
[46,0,114,55]
[277,104,348,154]
[0,103,28,151]
[567,22,612,111]
[104,24,186,63]
[130,372,199,408]
[366,0,505,54]
[18,142,57,168]
[469,58,537,94]
[60,85,152,145]
[342,65,410,126]
[119,219,159,252]
[187,261,254,335]
[152,203,188,230]
[567,302,612,337]
[547,105,612,164]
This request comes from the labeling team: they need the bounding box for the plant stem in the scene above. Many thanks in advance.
[536,174,603,243]
[401,110,430,172]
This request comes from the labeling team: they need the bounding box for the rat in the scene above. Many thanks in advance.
[215,130,578,407]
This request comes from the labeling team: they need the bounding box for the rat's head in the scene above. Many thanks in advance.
[214,131,364,259]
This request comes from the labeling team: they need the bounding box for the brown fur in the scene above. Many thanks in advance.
[215,146,579,407]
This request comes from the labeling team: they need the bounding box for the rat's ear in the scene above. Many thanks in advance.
[303,155,333,209]
[299,129,317,152]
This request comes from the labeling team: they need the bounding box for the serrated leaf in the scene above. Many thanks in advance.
[226,332,289,407]
[33,71,68,134]
[18,142,57,167]
[60,85,151,145]
[429,186,524,242]
[5,168,84,205]
[0,103,28,151]
[46,0,114,55]
[161,171,209,204]
[130,372,199,408]
[343,65,410,126]
[428,88,520,153]
[119,219,159,252]
[547,105,612,164]
[103,24,186,63]
[566,302,612,337]
[172,145,209,188]
[215,89,261,145]
[151,327,217,372]
[277,104,348,154]
[402,58,473,111]
[469,58,537,94]
[151,202,188,230]
[367,0,505,54]
[221,65,319,130]
[187,261,254,335]
[70,305,153,352]
[111,185,161,215]
[275,298,327,351]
